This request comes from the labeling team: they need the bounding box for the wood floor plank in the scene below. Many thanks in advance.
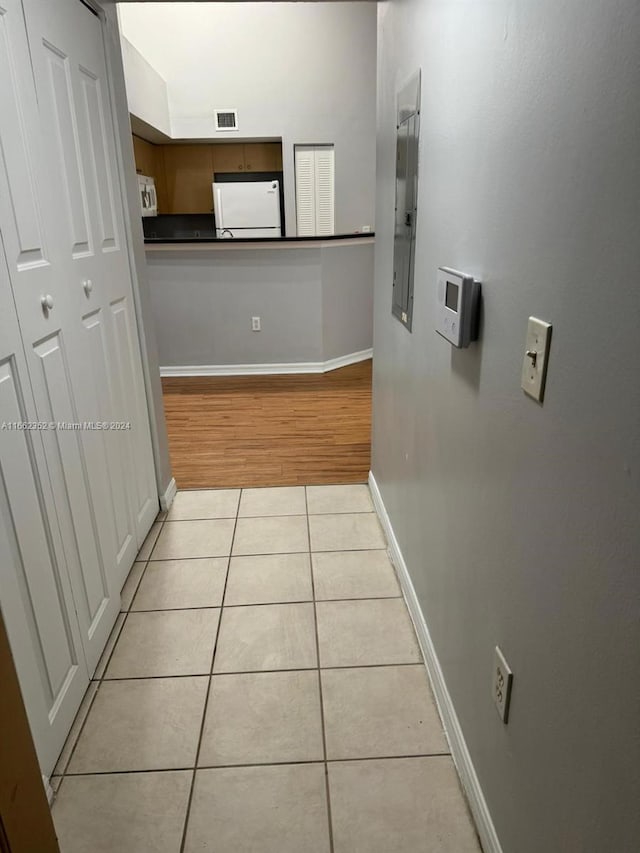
[161,360,372,489]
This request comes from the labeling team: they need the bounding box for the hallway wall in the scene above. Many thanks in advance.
[371,1,640,851]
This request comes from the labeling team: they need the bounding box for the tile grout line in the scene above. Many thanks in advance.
[124,593,402,614]
[170,484,369,493]
[55,514,166,796]
[178,490,241,853]
[305,486,336,853]
[163,510,376,522]
[95,661,425,683]
[145,545,388,564]
[61,752,453,778]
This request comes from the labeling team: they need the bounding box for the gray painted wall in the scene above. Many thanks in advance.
[118,2,377,236]
[322,243,374,362]
[146,242,373,368]
[372,2,640,852]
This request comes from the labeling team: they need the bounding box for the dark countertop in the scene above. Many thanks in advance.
[143,232,375,245]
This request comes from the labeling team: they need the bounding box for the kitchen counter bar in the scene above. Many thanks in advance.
[144,234,374,251]
[144,235,374,373]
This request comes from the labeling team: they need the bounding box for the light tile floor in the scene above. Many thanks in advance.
[52,484,482,853]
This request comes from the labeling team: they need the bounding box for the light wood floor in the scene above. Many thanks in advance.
[161,360,372,489]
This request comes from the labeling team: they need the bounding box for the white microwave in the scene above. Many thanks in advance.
[137,174,157,217]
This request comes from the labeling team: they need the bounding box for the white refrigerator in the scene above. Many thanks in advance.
[213,180,282,238]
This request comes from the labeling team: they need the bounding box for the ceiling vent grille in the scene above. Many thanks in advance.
[215,109,238,132]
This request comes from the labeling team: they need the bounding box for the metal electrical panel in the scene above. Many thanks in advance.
[392,70,421,331]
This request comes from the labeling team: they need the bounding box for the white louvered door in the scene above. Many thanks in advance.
[313,146,335,236]
[295,145,335,236]
[295,146,315,235]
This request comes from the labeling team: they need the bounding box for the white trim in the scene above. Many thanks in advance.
[159,348,373,378]
[159,477,177,511]
[368,470,504,853]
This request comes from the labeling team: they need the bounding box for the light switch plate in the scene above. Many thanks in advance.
[521,317,552,402]
[493,646,513,723]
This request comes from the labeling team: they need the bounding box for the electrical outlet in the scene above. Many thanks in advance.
[492,646,513,723]
[251,316,261,331]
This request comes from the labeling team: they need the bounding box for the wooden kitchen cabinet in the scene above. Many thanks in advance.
[211,142,246,173]
[244,142,282,171]
[162,144,215,213]
[211,142,283,174]
[132,134,156,177]
[132,133,168,212]
[133,138,284,214]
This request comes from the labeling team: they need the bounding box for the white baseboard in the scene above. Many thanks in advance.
[160,348,372,377]
[159,477,177,511]
[368,471,503,853]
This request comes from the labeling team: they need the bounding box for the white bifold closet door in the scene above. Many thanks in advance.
[0,0,157,775]
[295,144,335,236]
[0,240,90,777]
[20,0,158,575]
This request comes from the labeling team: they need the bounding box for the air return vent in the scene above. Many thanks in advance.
[215,109,238,131]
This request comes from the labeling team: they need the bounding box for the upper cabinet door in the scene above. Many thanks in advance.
[212,142,246,173]
[244,143,283,172]
[132,134,157,177]
[163,144,215,213]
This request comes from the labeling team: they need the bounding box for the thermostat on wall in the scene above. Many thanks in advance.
[435,267,481,348]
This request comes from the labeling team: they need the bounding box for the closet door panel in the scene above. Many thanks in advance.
[0,362,79,696]
[0,243,88,777]
[24,0,157,558]
[82,307,134,568]
[22,0,135,586]
[78,67,118,252]
[75,12,157,543]
[0,0,120,672]
[32,332,110,630]
[0,5,46,267]
[110,296,153,528]
[42,39,92,258]
[68,0,156,542]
